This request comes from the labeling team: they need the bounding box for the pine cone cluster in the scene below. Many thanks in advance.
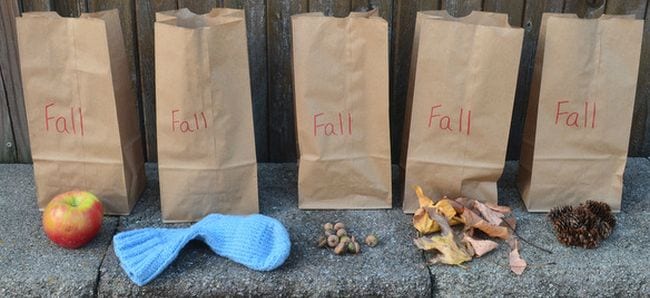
[548,201,616,249]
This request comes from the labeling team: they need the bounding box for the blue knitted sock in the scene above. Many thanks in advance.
[113,214,291,286]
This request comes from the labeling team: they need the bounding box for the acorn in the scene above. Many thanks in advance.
[336,228,347,237]
[327,235,339,248]
[323,222,334,231]
[324,229,335,236]
[334,222,345,230]
[339,235,350,244]
[365,234,379,247]
[348,241,361,254]
[334,242,348,255]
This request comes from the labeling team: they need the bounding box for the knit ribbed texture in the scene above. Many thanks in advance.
[113,214,291,286]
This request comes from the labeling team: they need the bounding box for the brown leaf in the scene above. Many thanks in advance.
[447,198,465,214]
[508,238,527,275]
[503,217,517,231]
[455,197,474,209]
[485,202,512,215]
[474,200,504,226]
[462,234,498,257]
[461,209,510,239]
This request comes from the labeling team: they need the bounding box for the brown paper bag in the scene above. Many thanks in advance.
[16,9,146,215]
[155,8,258,222]
[518,13,643,212]
[292,10,392,209]
[401,11,524,213]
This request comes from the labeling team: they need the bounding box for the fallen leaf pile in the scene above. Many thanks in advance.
[412,186,527,275]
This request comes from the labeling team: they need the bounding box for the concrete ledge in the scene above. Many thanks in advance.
[98,164,431,296]
[430,159,650,297]
[0,158,648,296]
[0,164,118,297]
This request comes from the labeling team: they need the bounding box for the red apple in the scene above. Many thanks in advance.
[42,190,104,249]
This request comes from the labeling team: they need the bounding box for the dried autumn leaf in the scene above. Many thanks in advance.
[415,185,435,208]
[503,217,517,231]
[414,233,472,266]
[462,234,498,257]
[508,238,527,275]
[461,209,510,240]
[425,199,463,226]
[473,200,504,226]
[485,202,512,215]
[413,207,440,234]
[455,197,474,209]
[413,210,472,266]
[447,198,465,214]
[414,191,464,234]
[412,186,441,234]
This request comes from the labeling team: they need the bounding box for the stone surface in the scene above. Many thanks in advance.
[429,159,650,297]
[0,164,118,297]
[97,164,432,297]
[1,158,649,297]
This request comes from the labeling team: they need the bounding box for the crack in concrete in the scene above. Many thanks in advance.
[92,217,120,297]
[419,250,437,297]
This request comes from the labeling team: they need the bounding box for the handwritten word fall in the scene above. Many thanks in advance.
[171,110,208,133]
[428,104,471,135]
[45,102,84,136]
[313,112,353,136]
[555,100,596,129]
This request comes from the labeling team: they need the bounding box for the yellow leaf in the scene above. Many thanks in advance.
[414,233,472,266]
[414,186,435,208]
[413,189,463,235]
[413,207,441,234]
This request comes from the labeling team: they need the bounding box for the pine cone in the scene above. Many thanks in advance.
[548,201,616,249]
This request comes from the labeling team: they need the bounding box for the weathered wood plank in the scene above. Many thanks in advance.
[242,0,269,161]
[21,0,52,11]
[605,0,649,156]
[369,0,391,20]
[583,0,605,18]
[417,0,441,11]
[390,0,417,163]
[0,74,17,163]
[606,0,647,18]
[135,0,177,162]
[441,0,481,16]
[644,6,650,156]
[506,0,565,160]
[52,0,86,16]
[562,0,579,13]
[0,0,30,162]
[483,0,525,26]
[350,0,369,12]
[309,0,350,17]
[222,0,243,9]
[177,0,217,14]
[267,0,308,162]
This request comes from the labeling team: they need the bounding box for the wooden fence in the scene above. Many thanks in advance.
[0,0,649,163]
